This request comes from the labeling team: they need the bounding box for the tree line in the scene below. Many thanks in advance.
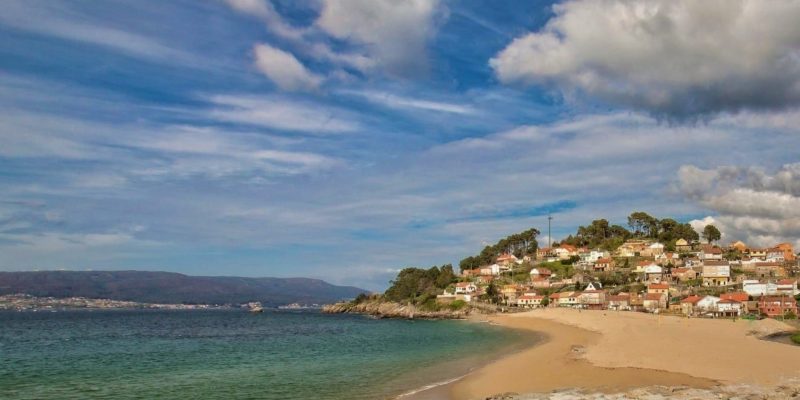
[458,228,540,271]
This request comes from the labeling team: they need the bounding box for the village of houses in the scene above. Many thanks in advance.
[438,239,800,319]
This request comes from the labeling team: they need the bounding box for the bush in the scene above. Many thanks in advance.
[448,300,467,311]
[792,332,800,345]
[785,311,798,320]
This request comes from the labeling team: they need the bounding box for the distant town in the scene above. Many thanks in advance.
[0,294,322,312]
[437,215,799,320]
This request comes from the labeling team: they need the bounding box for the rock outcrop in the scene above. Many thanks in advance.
[322,300,470,319]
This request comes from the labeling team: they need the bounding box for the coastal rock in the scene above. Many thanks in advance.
[501,382,800,400]
[321,300,469,319]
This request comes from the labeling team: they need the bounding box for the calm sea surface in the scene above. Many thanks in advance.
[0,309,532,399]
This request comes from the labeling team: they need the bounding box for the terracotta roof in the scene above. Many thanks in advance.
[455,282,474,287]
[778,279,797,285]
[718,299,741,304]
[720,292,749,302]
[596,258,612,263]
[680,295,703,304]
[648,283,670,289]
[644,293,665,301]
[518,295,543,300]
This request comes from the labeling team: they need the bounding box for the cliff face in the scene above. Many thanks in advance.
[322,300,470,319]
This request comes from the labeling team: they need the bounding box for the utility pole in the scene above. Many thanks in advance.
[548,215,553,248]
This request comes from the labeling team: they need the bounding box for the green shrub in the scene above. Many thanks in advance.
[785,311,797,320]
[448,300,467,311]
[791,332,800,345]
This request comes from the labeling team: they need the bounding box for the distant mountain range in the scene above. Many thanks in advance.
[0,270,368,307]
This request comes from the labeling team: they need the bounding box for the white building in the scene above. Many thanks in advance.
[696,295,721,313]
[454,282,477,294]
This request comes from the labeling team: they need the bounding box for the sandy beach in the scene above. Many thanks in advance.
[434,309,800,399]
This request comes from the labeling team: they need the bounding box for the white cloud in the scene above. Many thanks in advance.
[491,0,800,118]
[207,94,361,133]
[316,0,441,76]
[253,43,322,91]
[341,90,477,114]
[0,1,196,64]
[680,164,800,248]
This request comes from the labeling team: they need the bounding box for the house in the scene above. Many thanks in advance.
[501,285,522,302]
[608,293,631,311]
[675,238,692,252]
[616,240,650,257]
[554,244,578,260]
[730,241,748,253]
[454,282,477,294]
[581,249,609,264]
[766,248,786,262]
[530,277,551,289]
[496,253,520,266]
[554,291,581,307]
[644,264,664,283]
[700,244,723,261]
[517,295,545,308]
[579,290,607,310]
[537,247,560,262]
[656,252,680,266]
[672,267,697,282]
[774,243,796,262]
[747,248,768,260]
[702,260,731,286]
[529,267,552,279]
[758,296,798,318]
[720,292,750,303]
[643,292,667,311]
[629,293,645,311]
[585,282,603,291]
[642,242,665,257]
[743,280,779,297]
[755,262,787,278]
[716,299,744,317]
[475,275,494,285]
[680,295,703,315]
[593,257,615,272]
[696,295,721,314]
[777,279,800,296]
[647,283,670,295]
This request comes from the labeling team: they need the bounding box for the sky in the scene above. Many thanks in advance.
[2,0,800,291]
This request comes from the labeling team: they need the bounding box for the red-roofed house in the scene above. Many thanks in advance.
[758,296,798,318]
[680,295,703,315]
[716,299,744,317]
[647,283,670,295]
[608,293,631,311]
[671,267,697,283]
[529,268,552,279]
[454,282,477,294]
[777,279,799,296]
[643,292,667,311]
[593,257,615,272]
[720,292,749,303]
[496,253,519,266]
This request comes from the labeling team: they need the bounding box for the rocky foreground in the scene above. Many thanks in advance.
[322,300,471,319]
[486,382,800,400]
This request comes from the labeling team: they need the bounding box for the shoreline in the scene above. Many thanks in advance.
[410,308,800,399]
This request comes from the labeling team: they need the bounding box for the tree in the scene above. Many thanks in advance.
[627,211,658,237]
[702,224,721,244]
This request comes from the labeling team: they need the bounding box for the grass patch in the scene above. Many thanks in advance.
[791,332,800,345]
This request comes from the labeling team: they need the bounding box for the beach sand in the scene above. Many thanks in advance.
[433,308,800,399]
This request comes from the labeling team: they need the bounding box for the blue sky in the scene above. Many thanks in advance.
[2,0,800,290]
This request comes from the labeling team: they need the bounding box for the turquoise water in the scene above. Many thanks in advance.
[0,309,532,399]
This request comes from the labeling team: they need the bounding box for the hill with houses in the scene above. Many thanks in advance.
[439,212,800,320]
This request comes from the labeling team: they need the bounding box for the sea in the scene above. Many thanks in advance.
[0,309,535,400]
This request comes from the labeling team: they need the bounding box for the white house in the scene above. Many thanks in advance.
[454,282,477,294]
[696,295,721,313]
[743,280,778,297]
[580,250,609,264]
[585,282,603,291]
[643,264,664,282]
[480,264,509,276]
[777,279,800,296]
[700,245,723,261]
[716,299,743,316]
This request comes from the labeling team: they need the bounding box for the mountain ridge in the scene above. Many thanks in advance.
[0,270,368,306]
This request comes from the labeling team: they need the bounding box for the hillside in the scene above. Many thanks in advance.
[0,271,367,307]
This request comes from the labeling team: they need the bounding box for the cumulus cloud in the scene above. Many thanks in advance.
[316,0,441,76]
[253,43,322,91]
[491,0,800,119]
[679,163,800,248]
